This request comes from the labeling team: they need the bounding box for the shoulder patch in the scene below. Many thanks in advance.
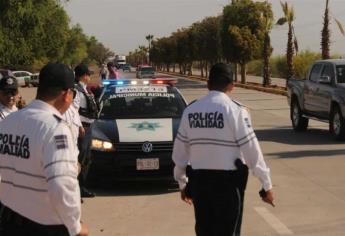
[54,135,68,150]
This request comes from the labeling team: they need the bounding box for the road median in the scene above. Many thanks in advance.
[159,71,287,96]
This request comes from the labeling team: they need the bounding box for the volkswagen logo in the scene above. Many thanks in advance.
[142,141,153,153]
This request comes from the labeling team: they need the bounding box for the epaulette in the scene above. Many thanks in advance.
[232,99,250,113]
[232,99,246,108]
[53,114,62,122]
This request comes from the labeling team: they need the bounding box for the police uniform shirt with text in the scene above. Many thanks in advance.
[172,90,272,191]
[0,103,18,120]
[0,100,81,236]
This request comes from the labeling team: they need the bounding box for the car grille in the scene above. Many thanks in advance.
[116,142,173,152]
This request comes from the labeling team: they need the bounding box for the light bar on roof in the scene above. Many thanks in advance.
[102,79,176,86]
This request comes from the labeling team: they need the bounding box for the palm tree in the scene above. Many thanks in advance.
[145,34,154,50]
[321,0,330,59]
[277,1,298,80]
[145,34,154,64]
[262,3,273,87]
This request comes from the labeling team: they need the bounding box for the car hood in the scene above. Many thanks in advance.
[90,118,181,143]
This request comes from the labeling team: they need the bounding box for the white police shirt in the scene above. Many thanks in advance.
[0,103,17,120]
[172,90,272,191]
[74,81,94,124]
[64,104,82,145]
[0,100,81,236]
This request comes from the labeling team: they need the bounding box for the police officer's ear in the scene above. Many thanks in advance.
[226,83,234,93]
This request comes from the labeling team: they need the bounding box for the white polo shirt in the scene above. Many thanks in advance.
[0,100,81,236]
[172,91,272,191]
[0,103,17,120]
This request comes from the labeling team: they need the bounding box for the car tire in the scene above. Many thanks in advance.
[291,99,308,131]
[329,106,345,140]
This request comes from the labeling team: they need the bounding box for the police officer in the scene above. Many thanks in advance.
[0,76,19,120]
[73,64,98,198]
[0,63,88,236]
[172,63,274,236]
[74,63,98,127]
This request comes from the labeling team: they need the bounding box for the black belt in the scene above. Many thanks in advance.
[81,122,91,128]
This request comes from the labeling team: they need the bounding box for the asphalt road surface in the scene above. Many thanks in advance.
[18,70,345,236]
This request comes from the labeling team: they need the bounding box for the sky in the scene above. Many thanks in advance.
[63,0,345,56]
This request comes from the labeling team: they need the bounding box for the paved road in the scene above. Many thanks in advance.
[18,71,345,235]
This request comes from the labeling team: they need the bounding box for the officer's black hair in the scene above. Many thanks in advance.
[207,63,233,91]
[36,87,65,100]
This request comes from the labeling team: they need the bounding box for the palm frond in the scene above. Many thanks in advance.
[335,18,345,36]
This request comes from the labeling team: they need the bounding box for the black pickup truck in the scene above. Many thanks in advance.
[287,59,345,140]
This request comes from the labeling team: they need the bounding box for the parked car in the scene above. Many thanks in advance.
[29,73,39,87]
[12,71,32,87]
[0,69,14,79]
[81,78,187,184]
[287,59,345,140]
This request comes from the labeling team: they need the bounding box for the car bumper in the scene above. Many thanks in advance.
[88,150,174,181]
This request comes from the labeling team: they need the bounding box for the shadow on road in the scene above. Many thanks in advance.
[255,126,340,145]
[88,180,179,197]
[256,127,345,159]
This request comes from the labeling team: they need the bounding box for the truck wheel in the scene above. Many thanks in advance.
[291,100,308,131]
[330,106,345,140]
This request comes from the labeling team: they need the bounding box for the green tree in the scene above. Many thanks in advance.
[63,24,88,66]
[277,1,298,80]
[87,36,114,65]
[222,0,273,83]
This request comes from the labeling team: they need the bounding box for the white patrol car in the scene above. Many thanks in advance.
[82,79,187,183]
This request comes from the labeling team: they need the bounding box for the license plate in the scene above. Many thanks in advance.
[136,158,159,170]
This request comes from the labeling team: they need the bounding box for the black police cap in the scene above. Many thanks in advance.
[39,63,75,90]
[208,63,234,84]
[0,76,18,91]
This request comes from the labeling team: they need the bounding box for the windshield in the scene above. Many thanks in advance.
[140,67,154,72]
[336,65,345,83]
[99,89,186,119]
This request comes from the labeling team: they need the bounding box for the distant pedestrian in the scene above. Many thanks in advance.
[172,63,274,236]
[107,62,119,79]
[99,63,107,80]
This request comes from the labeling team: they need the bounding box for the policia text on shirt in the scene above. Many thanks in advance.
[172,63,274,236]
[0,134,30,159]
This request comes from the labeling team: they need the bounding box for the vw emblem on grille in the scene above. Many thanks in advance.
[142,141,153,153]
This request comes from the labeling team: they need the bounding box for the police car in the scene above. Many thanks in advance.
[83,79,187,183]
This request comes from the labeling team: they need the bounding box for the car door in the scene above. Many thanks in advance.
[313,63,335,118]
[304,63,323,113]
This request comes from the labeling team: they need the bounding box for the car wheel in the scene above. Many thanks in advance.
[291,99,308,131]
[330,106,345,140]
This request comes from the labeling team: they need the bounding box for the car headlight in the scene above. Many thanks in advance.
[91,139,115,151]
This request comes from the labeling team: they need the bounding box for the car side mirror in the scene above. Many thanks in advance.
[318,76,331,84]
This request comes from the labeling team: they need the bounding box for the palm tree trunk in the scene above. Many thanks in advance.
[240,63,246,84]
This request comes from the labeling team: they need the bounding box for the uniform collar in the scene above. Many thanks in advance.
[78,81,87,90]
[208,90,230,99]
[28,100,64,120]
[0,102,17,112]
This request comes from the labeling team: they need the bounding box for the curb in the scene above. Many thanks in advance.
[159,71,287,96]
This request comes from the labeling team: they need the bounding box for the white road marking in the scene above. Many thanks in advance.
[254,207,294,235]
